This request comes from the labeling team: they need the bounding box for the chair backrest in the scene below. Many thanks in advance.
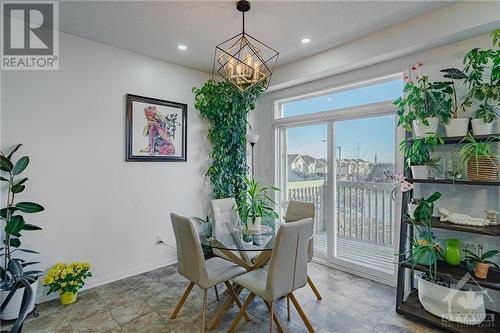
[211,198,240,236]
[284,200,315,222]
[266,218,313,300]
[170,213,209,285]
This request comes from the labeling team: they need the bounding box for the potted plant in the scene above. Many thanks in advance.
[400,136,443,179]
[457,134,498,181]
[238,176,279,231]
[0,144,44,320]
[401,192,487,325]
[462,31,500,135]
[440,68,469,137]
[43,262,92,305]
[464,249,499,279]
[395,63,452,138]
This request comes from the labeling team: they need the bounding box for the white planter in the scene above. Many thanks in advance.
[408,203,418,219]
[0,279,38,320]
[471,119,495,135]
[411,165,429,179]
[413,118,439,138]
[417,276,486,325]
[445,118,469,137]
[247,217,261,231]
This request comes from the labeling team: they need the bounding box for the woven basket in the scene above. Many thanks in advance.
[467,156,498,181]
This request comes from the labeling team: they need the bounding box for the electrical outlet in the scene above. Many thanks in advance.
[155,235,164,244]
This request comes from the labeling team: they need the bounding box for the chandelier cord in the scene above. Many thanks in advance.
[242,11,245,35]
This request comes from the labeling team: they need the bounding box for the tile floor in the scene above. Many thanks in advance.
[3,263,440,333]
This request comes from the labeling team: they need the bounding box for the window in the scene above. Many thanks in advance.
[279,78,403,118]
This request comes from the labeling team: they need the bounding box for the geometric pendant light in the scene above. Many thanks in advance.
[212,0,279,93]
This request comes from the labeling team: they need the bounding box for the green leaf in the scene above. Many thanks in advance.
[7,144,22,160]
[481,250,499,259]
[22,223,42,231]
[5,215,25,235]
[0,176,9,182]
[12,156,29,175]
[16,202,44,213]
[14,177,28,186]
[0,155,13,172]
[15,248,39,254]
[9,238,21,248]
[11,184,25,193]
[21,261,40,267]
[0,207,18,219]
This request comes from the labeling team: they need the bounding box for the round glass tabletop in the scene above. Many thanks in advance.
[198,218,280,252]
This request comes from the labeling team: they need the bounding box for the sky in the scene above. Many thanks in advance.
[285,79,402,163]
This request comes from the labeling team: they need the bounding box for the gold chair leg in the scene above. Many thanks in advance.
[287,296,291,321]
[264,301,285,333]
[214,285,219,301]
[200,289,208,333]
[307,275,322,300]
[289,292,315,333]
[170,282,195,319]
[224,281,251,321]
[228,292,255,332]
[269,301,274,333]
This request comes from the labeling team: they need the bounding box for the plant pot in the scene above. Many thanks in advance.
[444,239,461,266]
[0,279,38,320]
[59,291,78,305]
[471,119,495,135]
[444,118,469,137]
[417,276,486,325]
[247,217,261,231]
[474,263,490,279]
[408,203,418,219]
[411,165,429,179]
[467,156,498,181]
[413,118,439,138]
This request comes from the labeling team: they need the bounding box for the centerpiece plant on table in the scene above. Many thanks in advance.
[237,176,279,232]
[395,62,453,138]
[44,262,92,305]
[399,135,443,179]
[457,134,498,181]
[0,144,44,320]
[462,30,500,135]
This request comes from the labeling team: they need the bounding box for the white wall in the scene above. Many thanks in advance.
[1,33,211,301]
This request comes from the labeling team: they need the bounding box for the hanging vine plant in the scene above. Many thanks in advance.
[193,80,264,205]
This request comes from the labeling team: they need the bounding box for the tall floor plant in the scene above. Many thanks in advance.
[193,80,264,205]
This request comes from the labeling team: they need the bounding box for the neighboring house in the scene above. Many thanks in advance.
[288,154,327,181]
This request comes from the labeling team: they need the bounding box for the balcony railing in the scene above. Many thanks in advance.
[287,179,395,247]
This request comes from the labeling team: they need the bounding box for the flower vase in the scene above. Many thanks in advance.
[59,291,77,305]
[444,239,461,266]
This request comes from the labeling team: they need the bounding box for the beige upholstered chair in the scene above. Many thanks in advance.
[284,200,322,301]
[229,219,315,333]
[169,213,248,333]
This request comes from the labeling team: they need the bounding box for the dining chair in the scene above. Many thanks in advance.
[229,218,315,333]
[284,200,322,301]
[210,198,259,263]
[169,213,249,333]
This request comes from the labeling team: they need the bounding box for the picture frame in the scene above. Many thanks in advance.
[126,94,187,162]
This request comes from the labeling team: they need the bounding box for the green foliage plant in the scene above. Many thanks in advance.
[401,192,443,282]
[238,176,279,228]
[0,144,44,287]
[399,135,443,169]
[462,32,500,123]
[457,134,498,174]
[440,68,467,120]
[193,80,264,205]
[463,249,499,269]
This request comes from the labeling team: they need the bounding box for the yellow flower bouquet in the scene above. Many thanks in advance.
[43,262,92,304]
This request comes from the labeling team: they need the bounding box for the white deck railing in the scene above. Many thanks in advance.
[287,179,395,247]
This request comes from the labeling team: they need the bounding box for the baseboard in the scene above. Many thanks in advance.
[312,257,397,287]
[36,257,177,303]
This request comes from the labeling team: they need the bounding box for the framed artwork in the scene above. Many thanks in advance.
[126,94,187,162]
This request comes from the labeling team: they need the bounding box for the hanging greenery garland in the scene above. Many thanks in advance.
[193,80,263,205]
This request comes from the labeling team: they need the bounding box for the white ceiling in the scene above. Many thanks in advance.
[60,1,454,73]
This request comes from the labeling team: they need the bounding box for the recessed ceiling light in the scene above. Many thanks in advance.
[301,38,311,44]
[178,44,187,50]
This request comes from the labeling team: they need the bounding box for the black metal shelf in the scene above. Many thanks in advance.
[398,291,500,333]
[408,134,500,145]
[406,178,500,186]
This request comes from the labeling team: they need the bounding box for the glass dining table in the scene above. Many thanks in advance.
[196,218,287,330]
